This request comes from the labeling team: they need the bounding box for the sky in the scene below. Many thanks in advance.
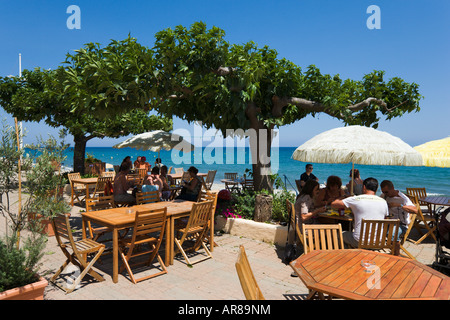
[0,0,449,148]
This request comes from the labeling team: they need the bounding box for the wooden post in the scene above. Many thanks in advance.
[14,118,22,249]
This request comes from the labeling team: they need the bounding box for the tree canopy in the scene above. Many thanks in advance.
[0,22,422,187]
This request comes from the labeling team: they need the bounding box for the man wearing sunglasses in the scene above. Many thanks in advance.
[299,164,319,188]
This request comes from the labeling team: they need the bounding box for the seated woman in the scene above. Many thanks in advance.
[346,169,363,195]
[113,162,136,205]
[315,175,345,207]
[176,166,203,201]
[144,166,164,199]
[294,179,326,225]
[139,156,151,171]
[159,165,173,200]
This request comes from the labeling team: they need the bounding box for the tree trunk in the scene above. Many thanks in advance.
[249,127,274,193]
[73,134,88,174]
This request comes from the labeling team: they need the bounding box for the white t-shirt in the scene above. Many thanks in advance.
[342,194,388,241]
[381,191,413,225]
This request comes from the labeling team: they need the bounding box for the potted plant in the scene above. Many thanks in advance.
[24,134,71,236]
[0,119,48,300]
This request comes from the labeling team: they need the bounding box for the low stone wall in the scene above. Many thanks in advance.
[215,216,291,247]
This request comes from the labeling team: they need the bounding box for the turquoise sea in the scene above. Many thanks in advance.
[55,147,449,197]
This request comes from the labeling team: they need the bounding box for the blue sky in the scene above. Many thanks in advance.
[0,0,448,148]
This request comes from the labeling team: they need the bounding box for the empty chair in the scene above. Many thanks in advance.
[235,245,265,300]
[398,213,417,259]
[174,201,214,266]
[204,170,217,190]
[406,188,432,213]
[85,195,116,243]
[407,194,437,244]
[51,213,105,293]
[224,172,238,192]
[358,219,400,255]
[118,208,168,284]
[198,191,219,252]
[302,224,344,253]
[68,172,86,205]
[242,175,254,192]
[136,190,160,204]
[101,171,116,179]
[174,167,184,174]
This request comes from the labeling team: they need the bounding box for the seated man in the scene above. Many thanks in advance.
[144,166,164,199]
[380,180,417,240]
[299,164,319,188]
[113,162,136,205]
[331,177,388,248]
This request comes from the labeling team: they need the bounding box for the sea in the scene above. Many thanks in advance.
[43,146,450,197]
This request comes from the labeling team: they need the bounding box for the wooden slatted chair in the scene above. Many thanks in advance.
[174,167,184,174]
[224,172,238,192]
[398,213,417,259]
[301,223,345,300]
[101,171,116,179]
[136,168,148,181]
[174,201,214,266]
[136,190,160,204]
[302,224,344,253]
[242,175,254,192]
[358,219,400,254]
[68,172,86,205]
[167,166,173,174]
[295,180,302,193]
[118,208,168,284]
[286,200,303,246]
[204,170,217,190]
[406,187,432,213]
[51,213,105,293]
[198,191,219,251]
[85,195,116,243]
[407,194,437,244]
[235,245,265,300]
[92,176,113,198]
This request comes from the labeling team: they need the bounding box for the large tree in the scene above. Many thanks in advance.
[0,38,172,174]
[149,22,422,191]
[1,23,422,189]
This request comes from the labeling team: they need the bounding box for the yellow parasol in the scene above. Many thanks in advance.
[414,137,450,168]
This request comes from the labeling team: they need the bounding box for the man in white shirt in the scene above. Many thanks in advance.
[331,177,388,248]
[380,180,418,240]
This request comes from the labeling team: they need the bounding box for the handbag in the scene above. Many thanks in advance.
[283,206,298,264]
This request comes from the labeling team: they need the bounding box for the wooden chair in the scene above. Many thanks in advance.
[204,170,217,190]
[92,176,113,198]
[242,175,254,192]
[224,172,238,192]
[167,166,173,174]
[174,201,214,266]
[406,187,432,213]
[136,190,160,204]
[398,213,417,259]
[85,195,116,243]
[101,171,116,179]
[50,213,105,293]
[301,223,344,300]
[113,165,120,173]
[174,167,184,174]
[68,172,86,205]
[198,191,219,251]
[358,219,400,254]
[235,245,265,300]
[407,194,437,244]
[136,168,148,180]
[286,200,303,246]
[118,208,168,284]
[302,224,344,254]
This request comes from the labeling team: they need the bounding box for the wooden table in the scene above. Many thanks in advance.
[81,200,195,283]
[318,210,353,231]
[170,172,207,182]
[220,179,241,193]
[420,196,450,213]
[70,177,98,206]
[290,249,450,300]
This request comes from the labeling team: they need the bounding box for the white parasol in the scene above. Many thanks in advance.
[292,125,423,194]
[113,130,195,158]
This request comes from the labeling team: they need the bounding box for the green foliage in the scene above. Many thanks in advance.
[0,234,46,292]
[233,190,256,220]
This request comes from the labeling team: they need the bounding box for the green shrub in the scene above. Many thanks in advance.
[0,234,46,292]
